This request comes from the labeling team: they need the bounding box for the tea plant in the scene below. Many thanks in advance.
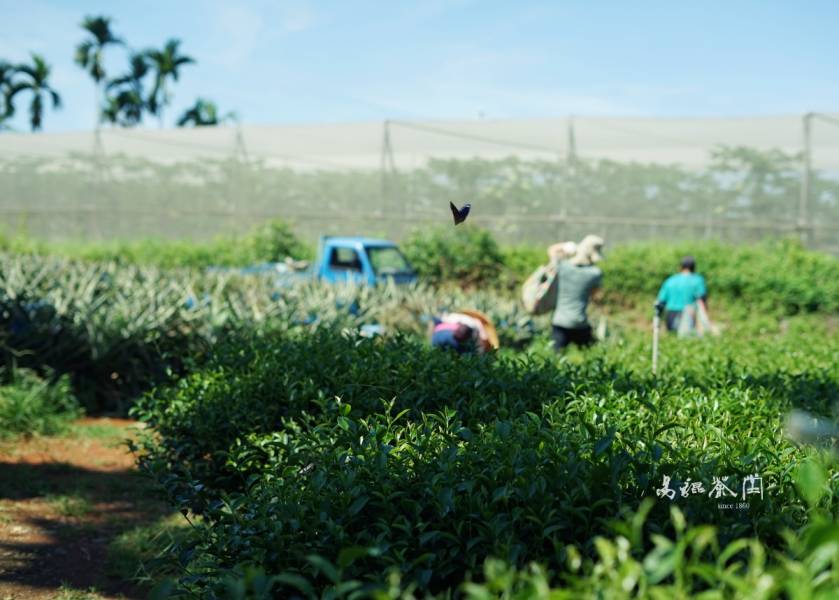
[133,315,839,597]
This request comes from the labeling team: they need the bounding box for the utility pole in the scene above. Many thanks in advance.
[91,126,108,240]
[232,122,250,217]
[561,116,577,240]
[799,111,839,248]
[799,112,813,246]
[234,121,249,163]
[380,120,396,212]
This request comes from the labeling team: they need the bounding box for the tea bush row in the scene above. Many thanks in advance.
[163,495,839,599]
[133,320,839,596]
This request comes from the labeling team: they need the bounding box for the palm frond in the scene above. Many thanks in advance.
[81,15,123,46]
[49,89,62,109]
[13,64,37,80]
[7,81,31,100]
[30,54,49,78]
[29,91,43,131]
[74,40,94,68]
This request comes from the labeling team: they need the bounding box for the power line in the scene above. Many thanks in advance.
[3,206,836,232]
[104,129,357,170]
[812,113,839,128]
[578,118,709,148]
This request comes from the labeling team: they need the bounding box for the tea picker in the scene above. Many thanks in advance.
[652,300,664,374]
[429,309,499,354]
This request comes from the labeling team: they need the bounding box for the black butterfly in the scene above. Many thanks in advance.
[450,201,471,225]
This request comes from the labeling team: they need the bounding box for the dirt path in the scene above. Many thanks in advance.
[0,418,174,600]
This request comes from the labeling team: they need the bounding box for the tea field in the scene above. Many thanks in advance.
[131,312,839,599]
[1,235,838,598]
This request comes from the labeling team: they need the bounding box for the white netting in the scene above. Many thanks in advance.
[0,115,837,250]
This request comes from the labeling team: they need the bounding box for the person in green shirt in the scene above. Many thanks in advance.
[551,235,604,352]
[655,256,709,333]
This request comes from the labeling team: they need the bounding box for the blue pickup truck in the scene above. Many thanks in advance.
[228,236,418,287]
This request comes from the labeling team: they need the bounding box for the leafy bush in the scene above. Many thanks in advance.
[600,238,839,313]
[238,219,313,264]
[401,226,505,286]
[134,319,839,596]
[401,228,839,315]
[0,369,82,438]
[499,245,545,288]
[165,484,839,599]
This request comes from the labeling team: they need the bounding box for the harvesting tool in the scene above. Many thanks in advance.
[652,301,664,374]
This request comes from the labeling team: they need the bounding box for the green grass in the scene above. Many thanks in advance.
[45,493,94,518]
[65,420,147,453]
[0,370,83,439]
[105,514,196,587]
[0,501,12,526]
[53,585,109,600]
[67,421,131,441]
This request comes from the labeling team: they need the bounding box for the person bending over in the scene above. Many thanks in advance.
[430,310,498,354]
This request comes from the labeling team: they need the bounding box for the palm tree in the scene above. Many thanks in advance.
[145,39,195,128]
[74,15,123,127]
[176,98,237,127]
[103,90,146,127]
[7,54,62,131]
[104,53,149,126]
[0,61,15,129]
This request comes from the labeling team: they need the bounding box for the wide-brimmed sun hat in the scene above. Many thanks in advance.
[458,309,500,350]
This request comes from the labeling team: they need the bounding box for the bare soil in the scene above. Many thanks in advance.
[0,418,171,599]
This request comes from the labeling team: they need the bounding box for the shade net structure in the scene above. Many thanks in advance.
[1,114,838,251]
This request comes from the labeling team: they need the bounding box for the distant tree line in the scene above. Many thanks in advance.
[0,15,236,132]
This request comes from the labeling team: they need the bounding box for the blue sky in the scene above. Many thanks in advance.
[1,0,838,132]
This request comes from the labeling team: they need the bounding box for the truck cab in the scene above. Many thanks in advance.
[316,236,417,286]
[213,236,418,288]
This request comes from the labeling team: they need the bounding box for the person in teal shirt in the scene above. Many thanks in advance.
[656,256,709,332]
